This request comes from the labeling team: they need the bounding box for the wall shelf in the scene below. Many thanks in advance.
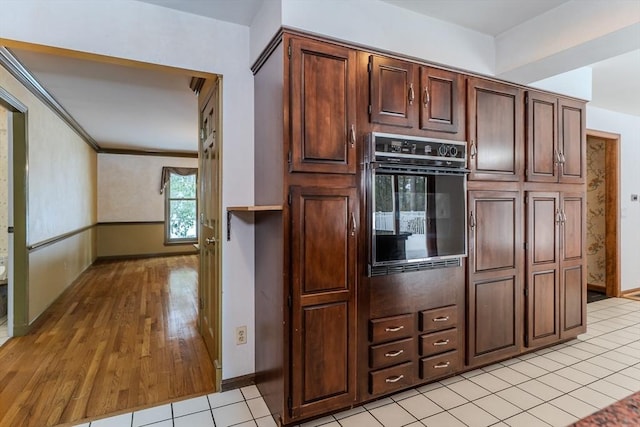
[226,205,283,240]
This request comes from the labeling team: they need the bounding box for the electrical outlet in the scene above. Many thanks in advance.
[236,326,247,345]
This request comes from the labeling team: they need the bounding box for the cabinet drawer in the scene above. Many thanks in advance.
[420,306,457,333]
[420,329,457,357]
[420,351,458,380]
[370,337,414,369]
[370,314,414,344]
[369,362,414,395]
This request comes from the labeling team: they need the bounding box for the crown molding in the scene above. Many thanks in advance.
[0,46,100,151]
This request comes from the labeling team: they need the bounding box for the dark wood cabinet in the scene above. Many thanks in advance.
[367,56,465,140]
[467,78,523,181]
[559,193,587,338]
[558,99,586,184]
[420,67,465,139]
[467,190,523,366]
[290,37,357,174]
[525,192,560,348]
[525,191,586,348]
[369,55,417,128]
[526,92,586,184]
[526,91,558,182]
[289,185,358,419]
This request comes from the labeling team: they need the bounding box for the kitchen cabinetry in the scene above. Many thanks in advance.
[525,191,586,348]
[367,55,465,140]
[466,190,523,366]
[467,78,523,181]
[290,37,357,174]
[369,55,417,128]
[526,92,586,184]
[290,186,358,419]
[253,33,359,426]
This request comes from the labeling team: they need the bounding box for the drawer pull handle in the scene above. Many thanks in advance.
[432,316,450,322]
[433,339,450,346]
[385,374,405,383]
[385,326,404,332]
[384,350,404,358]
[433,361,451,369]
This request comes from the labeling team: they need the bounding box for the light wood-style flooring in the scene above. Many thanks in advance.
[0,255,215,427]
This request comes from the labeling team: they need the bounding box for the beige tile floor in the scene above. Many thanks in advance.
[74,297,640,427]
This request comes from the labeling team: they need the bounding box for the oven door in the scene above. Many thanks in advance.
[370,166,467,269]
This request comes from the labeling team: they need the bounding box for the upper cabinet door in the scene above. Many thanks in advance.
[558,98,586,184]
[420,67,465,140]
[526,91,558,183]
[467,78,523,181]
[369,55,417,128]
[290,37,357,174]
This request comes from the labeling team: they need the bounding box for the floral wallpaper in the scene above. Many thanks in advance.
[0,106,8,258]
[586,138,606,287]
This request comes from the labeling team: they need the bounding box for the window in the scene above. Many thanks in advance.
[164,169,197,243]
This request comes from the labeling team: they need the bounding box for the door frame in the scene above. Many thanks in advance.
[0,87,29,337]
[586,129,620,297]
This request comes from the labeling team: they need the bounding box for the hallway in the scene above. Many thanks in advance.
[0,255,215,427]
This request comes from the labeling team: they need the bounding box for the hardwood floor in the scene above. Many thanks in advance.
[0,255,215,427]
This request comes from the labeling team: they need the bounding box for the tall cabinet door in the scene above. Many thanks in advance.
[290,37,357,174]
[289,186,358,420]
[467,78,523,181]
[467,191,522,367]
[525,192,560,348]
[419,67,465,139]
[369,55,417,128]
[560,193,587,338]
[558,99,586,184]
[526,91,558,183]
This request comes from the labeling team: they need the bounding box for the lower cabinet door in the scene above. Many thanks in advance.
[289,186,358,421]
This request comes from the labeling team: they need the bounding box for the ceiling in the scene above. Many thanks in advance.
[6,0,639,153]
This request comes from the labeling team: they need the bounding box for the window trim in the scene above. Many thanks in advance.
[164,168,198,245]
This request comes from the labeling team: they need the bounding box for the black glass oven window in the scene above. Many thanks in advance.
[373,172,465,264]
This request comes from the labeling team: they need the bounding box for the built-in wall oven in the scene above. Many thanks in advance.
[367,132,469,276]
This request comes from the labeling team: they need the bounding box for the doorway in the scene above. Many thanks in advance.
[0,104,8,344]
[586,130,620,298]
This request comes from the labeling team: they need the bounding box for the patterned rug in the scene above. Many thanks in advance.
[571,391,640,426]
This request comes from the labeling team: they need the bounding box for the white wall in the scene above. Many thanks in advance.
[279,0,495,75]
[1,0,255,379]
[98,153,197,222]
[587,106,640,292]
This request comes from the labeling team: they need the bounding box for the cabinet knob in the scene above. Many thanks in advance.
[384,349,404,358]
[432,316,450,322]
[469,211,476,229]
[350,212,356,236]
[423,87,430,106]
[433,361,451,369]
[408,83,415,105]
[385,326,404,332]
[433,339,450,346]
[470,140,477,159]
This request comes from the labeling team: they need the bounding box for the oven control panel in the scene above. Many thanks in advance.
[371,133,467,168]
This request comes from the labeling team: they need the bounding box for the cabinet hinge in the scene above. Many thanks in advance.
[287,294,292,308]
[287,396,292,416]
[287,150,292,164]
[525,93,529,104]
[524,334,529,346]
[288,192,292,205]
[368,105,372,115]
[524,242,528,251]
[524,287,529,297]
[199,298,204,309]
[368,61,372,73]
[288,43,292,58]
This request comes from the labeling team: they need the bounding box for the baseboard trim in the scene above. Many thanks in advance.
[621,286,640,296]
[587,283,606,292]
[95,251,197,262]
[221,373,256,392]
